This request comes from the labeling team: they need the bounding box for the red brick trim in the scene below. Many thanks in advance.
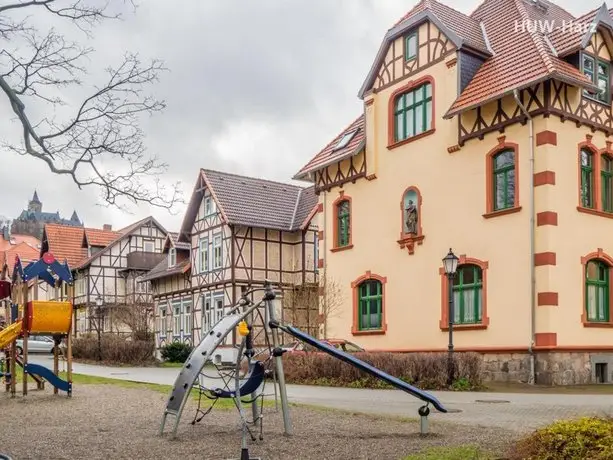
[350,271,387,336]
[317,203,323,213]
[534,252,556,266]
[331,194,353,253]
[537,292,559,306]
[318,230,324,240]
[535,332,557,347]
[534,171,556,186]
[317,259,324,269]
[439,255,490,331]
[536,211,558,226]
[365,98,374,107]
[581,249,613,328]
[484,138,520,216]
[387,75,435,150]
[536,130,557,146]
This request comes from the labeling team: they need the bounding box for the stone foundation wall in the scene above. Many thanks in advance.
[479,351,612,385]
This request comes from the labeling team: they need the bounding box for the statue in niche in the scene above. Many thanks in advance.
[405,199,418,235]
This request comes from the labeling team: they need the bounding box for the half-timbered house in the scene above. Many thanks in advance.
[295,0,613,385]
[144,169,319,360]
[41,218,168,335]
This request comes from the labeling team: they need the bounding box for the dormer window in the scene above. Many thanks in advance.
[582,53,610,104]
[405,32,417,61]
[168,248,176,268]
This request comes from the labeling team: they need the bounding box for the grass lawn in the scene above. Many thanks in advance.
[403,445,493,459]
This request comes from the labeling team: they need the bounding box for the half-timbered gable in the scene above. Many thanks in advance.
[150,168,319,358]
[293,0,613,385]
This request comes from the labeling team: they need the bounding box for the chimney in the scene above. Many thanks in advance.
[103,224,112,231]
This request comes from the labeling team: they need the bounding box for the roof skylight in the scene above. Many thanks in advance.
[333,130,357,151]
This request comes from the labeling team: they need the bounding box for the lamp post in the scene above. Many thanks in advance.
[95,296,103,362]
[442,248,459,387]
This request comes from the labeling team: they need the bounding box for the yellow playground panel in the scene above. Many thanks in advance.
[27,301,72,334]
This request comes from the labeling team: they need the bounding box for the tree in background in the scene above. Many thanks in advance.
[0,0,180,210]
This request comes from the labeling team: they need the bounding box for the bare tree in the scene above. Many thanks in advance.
[317,273,344,338]
[0,0,181,210]
[112,297,153,341]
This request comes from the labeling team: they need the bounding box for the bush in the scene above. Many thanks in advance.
[160,342,193,363]
[510,417,613,460]
[72,333,155,365]
[273,351,483,391]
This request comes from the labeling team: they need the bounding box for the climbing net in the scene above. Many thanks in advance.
[189,302,279,443]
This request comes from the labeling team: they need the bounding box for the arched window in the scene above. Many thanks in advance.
[602,155,613,213]
[452,264,483,325]
[393,82,432,142]
[586,259,610,322]
[336,200,351,248]
[580,148,595,208]
[357,279,383,331]
[492,149,515,211]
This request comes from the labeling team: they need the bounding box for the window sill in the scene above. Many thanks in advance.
[577,206,613,218]
[483,206,522,219]
[583,321,613,328]
[331,244,354,253]
[351,328,386,336]
[387,129,435,151]
[439,318,489,331]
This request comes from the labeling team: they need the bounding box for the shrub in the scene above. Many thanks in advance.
[269,351,483,390]
[72,333,155,365]
[160,342,193,363]
[509,417,613,460]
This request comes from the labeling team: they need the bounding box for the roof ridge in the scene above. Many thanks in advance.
[513,0,555,73]
[289,188,303,231]
[200,168,308,190]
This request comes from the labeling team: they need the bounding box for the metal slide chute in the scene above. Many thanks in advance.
[279,324,447,413]
[159,305,260,438]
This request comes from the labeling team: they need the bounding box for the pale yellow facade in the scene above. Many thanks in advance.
[300,18,613,384]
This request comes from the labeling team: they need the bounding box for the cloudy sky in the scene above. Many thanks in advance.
[0,0,606,232]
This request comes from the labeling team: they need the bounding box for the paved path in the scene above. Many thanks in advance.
[29,355,613,433]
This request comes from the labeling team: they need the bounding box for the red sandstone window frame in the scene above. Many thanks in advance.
[577,138,613,218]
[387,75,435,150]
[331,192,353,253]
[484,137,521,218]
[581,249,613,328]
[439,256,490,331]
[351,271,387,336]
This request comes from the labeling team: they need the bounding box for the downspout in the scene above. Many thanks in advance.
[513,89,536,385]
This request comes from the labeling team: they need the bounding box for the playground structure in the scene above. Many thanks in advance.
[0,253,74,397]
[160,281,447,460]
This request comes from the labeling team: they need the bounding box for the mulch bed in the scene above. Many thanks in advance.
[0,385,516,459]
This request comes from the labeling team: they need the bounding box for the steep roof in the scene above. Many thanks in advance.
[179,169,319,240]
[0,233,40,252]
[445,0,598,117]
[42,224,87,268]
[140,258,190,282]
[83,228,121,247]
[1,242,40,276]
[294,115,365,180]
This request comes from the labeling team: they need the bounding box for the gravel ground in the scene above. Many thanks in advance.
[0,385,517,460]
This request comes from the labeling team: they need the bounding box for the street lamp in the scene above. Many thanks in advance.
[442,248,459,386]
[95,296,104,361]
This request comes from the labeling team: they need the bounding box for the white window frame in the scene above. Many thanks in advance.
[204,196,216,216]
[213,293,224,324]
[198,237,209,273]
[213,234,222,269]
[172,299,182,336]
[143,239,155,253]
[158,302,167,337]
[201,293,212,333]
[182,298,193,337]
[168,247,177,268]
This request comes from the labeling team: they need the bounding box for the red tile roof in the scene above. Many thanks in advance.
[2,242,41,276]
[446,0,596,117]
[0,233,40,253]
[43,224,87,268]
[84,228,121,247]
[294,115,365,180]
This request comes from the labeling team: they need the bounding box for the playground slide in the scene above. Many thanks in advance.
[23,363,71,393]
[280,325,447,413]
[0,321,21,350]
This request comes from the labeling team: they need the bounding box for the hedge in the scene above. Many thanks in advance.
[72,333,156,365]
[272,351,483,390]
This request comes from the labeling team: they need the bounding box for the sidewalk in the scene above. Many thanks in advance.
[29,355,613,432]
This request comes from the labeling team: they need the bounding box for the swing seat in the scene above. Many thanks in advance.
[211,361,265,398]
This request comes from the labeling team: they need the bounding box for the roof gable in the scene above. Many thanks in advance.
[358,0,491,99]
[42,224,87,269]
